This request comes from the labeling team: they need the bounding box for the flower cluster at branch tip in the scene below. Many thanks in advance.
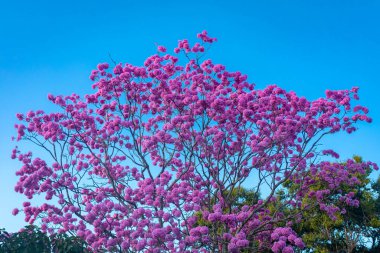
[270,227,304,253]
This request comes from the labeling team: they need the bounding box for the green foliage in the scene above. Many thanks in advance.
[51,233,89,253]
[203,157,380,253]
[290,156,380,253]
[0,225,50,253]
[0,225,89,253]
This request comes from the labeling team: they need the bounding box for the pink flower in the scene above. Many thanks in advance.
[97,63,109,71]
[157,45,166,52]
[294,238,305,248]
[283,246,295,253]
[12,208,19,216]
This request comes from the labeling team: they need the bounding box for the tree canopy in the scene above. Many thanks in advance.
[0,225,89,253]
[11,31,377,252]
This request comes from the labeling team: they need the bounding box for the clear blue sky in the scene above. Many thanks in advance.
[1,0,379,232]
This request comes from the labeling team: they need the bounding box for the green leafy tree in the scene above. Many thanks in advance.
[190,157,379,253]
[288,157,380,253]
[0,225,50,253]
[0,225,89,253]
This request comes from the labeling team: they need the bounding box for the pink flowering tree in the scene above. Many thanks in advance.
[12,31,377,253]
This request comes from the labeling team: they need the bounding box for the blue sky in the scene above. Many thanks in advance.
[1,0,379,232]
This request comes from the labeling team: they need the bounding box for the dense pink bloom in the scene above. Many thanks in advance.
[11,31,376,252]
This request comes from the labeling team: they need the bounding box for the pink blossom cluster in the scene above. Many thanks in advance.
[270,227,304,253]
[11,31,377,252]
